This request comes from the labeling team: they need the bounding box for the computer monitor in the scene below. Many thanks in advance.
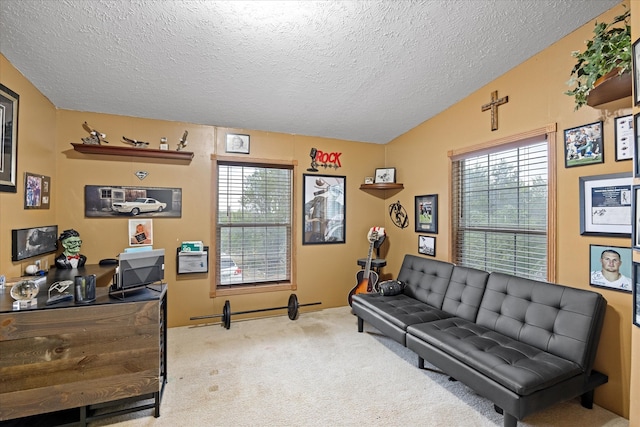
[112,248,165,292]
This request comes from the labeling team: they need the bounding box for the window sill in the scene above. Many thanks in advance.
[212,282,295,298]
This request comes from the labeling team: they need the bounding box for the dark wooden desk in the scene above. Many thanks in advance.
[0,278,167,425]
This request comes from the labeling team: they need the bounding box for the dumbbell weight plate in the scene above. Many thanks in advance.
[287,293,299,320]
[223,300,231,329]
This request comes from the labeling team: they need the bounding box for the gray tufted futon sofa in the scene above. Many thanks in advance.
[351,255,608,427]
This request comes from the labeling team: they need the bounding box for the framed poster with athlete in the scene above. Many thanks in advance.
[589,244,632,293]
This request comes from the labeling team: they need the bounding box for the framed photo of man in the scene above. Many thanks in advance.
[563,121,603,168]
[633,262,640,327]
[589,244,632,293]
[415,194,438,233]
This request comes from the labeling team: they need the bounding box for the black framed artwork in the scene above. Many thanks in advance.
[0,83,19,193]
[589,244,632,293]
[633,185,640,250]
[614,114,633,161]
[11,225,58,261]
[302,174,346,244]
[24,172,51,209]
[579,172,632,237]
[415,194,438,234]
[418,235,435,257]
[633,37,640,106]
[563,121,603,168]
[635,113,640,177]
[633,262,640,327]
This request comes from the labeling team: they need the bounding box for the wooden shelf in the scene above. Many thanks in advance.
[587,70,632,107]
[71,143,194,161]
[360,183,404,190]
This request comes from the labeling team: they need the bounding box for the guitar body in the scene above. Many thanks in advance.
[348,270,379,303]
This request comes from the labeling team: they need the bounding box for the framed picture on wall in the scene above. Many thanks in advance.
[226,133,250,154]
[418,235,435,256]
[633,262,640,327]
[589,244,632,293]
[24,172,51,209]
[302,174,346,245]
[415,194,438,233]
[614,115,633,161]
[0,83,19,193]
[633,185,640,250]
[579,172,632,237]
[563,121,603,168]
[635,113,640,177]
[633,37,640,106]
[11,225,58,261]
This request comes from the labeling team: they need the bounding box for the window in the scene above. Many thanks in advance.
[213,157,296,295]
[450,127,556,281]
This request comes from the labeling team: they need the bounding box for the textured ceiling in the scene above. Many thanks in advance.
[0,0,620,144]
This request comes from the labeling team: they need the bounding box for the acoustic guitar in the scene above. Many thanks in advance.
[348,229,380,306]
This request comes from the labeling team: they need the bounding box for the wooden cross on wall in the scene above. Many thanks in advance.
[481,90,509,131]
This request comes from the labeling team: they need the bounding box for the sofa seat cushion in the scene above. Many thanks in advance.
[352,293,453,330]
[407,317,582,396]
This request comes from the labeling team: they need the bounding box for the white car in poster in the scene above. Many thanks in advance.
[112,198,167,215]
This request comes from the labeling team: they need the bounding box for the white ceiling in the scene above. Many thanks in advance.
[0,0,620,144]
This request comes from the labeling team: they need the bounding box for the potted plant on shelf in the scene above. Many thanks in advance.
[565,8,631,110]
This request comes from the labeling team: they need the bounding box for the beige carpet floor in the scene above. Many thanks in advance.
[94,306,628,427]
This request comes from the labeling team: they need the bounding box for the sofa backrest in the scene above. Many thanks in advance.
[441,265,490,321]
[476,272,607,372]
[397,255,454,309]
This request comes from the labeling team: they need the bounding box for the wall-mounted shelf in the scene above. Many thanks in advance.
[359,183,404,190]
[71,143,194,161]
[586,71,632,107]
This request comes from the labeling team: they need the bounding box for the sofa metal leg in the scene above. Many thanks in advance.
[503,412,517,427]
[418,356,424,369]
[581,389,595,409]
[357,317,364,332]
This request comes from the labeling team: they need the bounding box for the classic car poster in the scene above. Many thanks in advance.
[84,185,182,218]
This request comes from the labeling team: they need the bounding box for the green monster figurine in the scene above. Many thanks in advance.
[55,229,87,269]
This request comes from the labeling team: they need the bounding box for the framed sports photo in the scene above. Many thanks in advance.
[418,235,435,257]
[564,121,603,168]
[589,244,632,293]
[579,172,632,237]
[415,194,438,234]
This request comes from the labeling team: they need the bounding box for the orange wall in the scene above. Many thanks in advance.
[0,1,637,420]
[0,54,58,276]
[384,2,633,418]
[0,52,387,328]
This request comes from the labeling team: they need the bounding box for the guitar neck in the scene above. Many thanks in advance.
[363,240,375,275]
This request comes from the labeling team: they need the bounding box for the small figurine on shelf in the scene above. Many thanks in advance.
[177,130,188,151]
[55,229,87,269]
[81,122,109,145]
[122,135,150,148]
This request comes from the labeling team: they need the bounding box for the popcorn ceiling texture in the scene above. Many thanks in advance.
[0,0,618,144]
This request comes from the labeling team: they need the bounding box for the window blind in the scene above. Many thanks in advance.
[217,163,292,286]
[452,141,548,280]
